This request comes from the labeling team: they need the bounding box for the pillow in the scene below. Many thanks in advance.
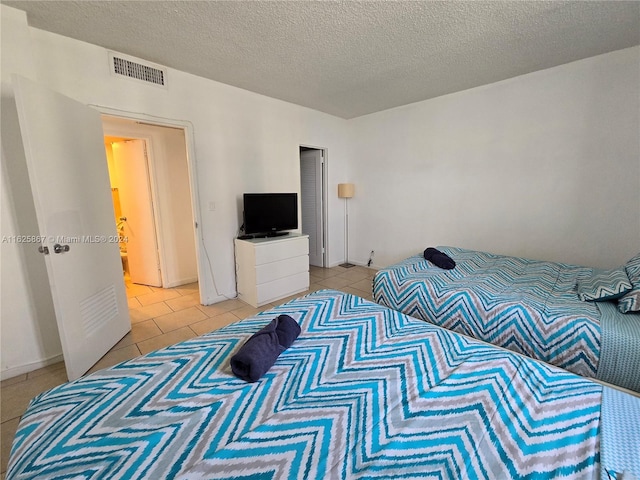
[624,252,640,285]
[618,252,640,313]
[577,268,632,302]
[617,286,640,313]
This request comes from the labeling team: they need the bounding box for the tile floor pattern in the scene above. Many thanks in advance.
[0,265,376,478]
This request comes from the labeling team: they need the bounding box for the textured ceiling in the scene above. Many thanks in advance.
[4,1,640,119]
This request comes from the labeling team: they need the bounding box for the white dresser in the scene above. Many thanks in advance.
[234,234,309,307]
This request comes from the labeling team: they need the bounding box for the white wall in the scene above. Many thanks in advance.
[1,7,62,376]
[148,126,198,287]
[0,5,350,378]
[349,46,640,269]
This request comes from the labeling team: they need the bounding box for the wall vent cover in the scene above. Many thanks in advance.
[109,52,167,88]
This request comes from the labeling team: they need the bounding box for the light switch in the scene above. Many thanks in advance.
[209,201,216,211]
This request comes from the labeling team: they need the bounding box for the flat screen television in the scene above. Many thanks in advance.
[243,193,298,237]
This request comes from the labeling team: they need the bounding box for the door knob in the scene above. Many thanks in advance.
[53,243,70,254]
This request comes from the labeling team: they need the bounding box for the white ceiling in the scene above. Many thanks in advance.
[4,1,640,119]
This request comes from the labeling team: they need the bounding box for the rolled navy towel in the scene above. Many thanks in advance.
[274,314,301,349]
[230,314,301,382]
[423,247,456,270]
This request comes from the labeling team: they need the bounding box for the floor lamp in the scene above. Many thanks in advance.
[338,183,355,268]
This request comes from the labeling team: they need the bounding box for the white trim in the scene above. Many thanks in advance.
[163,276,199,289]
[92,106,206,303]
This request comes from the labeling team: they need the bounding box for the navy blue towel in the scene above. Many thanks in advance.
[230,314,301,382]
[423,247,456,270]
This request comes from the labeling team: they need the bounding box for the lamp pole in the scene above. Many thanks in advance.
[338,183,355,268]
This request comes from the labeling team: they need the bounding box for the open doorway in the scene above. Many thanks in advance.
[103,116,198,291]
[105,138,162,287]
[299,146,327,267]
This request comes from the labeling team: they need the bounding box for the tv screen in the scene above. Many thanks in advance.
[243,193,298,236]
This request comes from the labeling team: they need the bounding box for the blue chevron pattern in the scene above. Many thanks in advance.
[618,252,640,313]
[373,247,601,378]
[577,268,632,301]
[8,290,605,479]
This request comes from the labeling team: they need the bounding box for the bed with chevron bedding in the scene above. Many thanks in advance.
[7,290,639,479]
[373,246,640,393]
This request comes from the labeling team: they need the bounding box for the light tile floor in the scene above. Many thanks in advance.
[0,265,376,477]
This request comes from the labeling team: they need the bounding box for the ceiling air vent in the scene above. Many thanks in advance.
[108,52,167,88]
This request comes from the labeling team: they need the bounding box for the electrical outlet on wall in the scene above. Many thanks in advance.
[209,201,216,211]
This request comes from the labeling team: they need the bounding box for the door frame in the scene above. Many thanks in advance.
[97,107,204,300]
[299,145,328,268]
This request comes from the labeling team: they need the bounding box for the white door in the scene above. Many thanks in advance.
[13,75,131,381]
[112,140,162,287]
[300,149,324,267]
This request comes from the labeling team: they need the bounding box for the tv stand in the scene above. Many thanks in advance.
[266,231,289,238]
[234,234,309,307]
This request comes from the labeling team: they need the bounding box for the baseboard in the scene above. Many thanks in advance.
[163,276,199,289]
[1,353,64,381]
[200,292,238,306]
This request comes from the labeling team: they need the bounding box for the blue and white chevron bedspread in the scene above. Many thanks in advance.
[9,290,631,479]
[374,247,601,379]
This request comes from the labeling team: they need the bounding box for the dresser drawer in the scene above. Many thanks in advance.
[256,272,310,305]
[255,255,308,284]
[254,236,308,265]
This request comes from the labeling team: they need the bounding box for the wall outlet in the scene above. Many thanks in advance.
[209,201,216,211]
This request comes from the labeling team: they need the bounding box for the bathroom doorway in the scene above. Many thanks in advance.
[103,116,198,289]
[105,138,161,286]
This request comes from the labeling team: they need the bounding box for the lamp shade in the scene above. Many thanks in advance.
[338,183,355,199]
